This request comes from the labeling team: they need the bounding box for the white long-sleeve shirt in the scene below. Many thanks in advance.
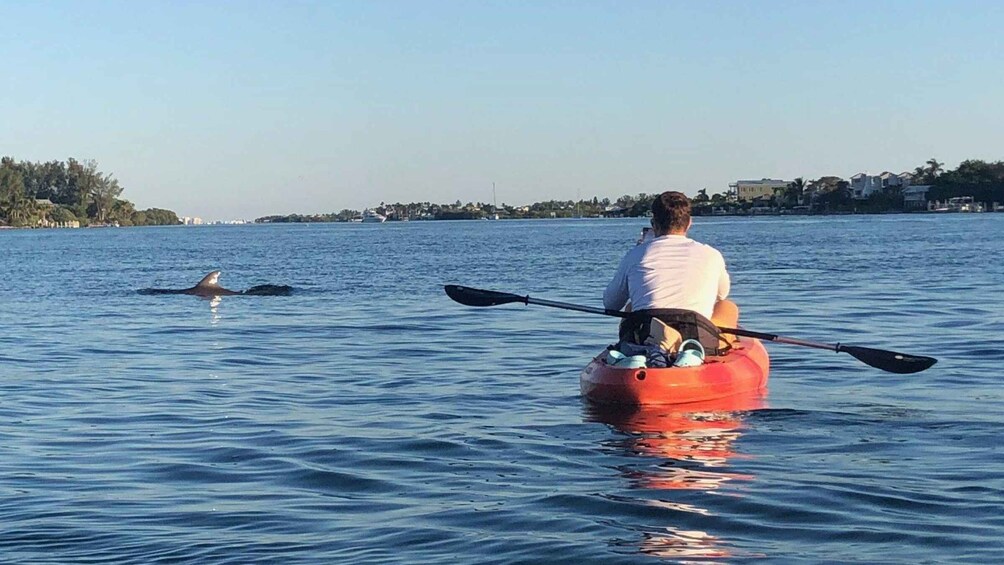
[603,234,730,319]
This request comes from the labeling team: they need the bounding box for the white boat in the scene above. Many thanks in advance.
[362,209,387,223]
[490,182,500,220]
[931,196,985,213]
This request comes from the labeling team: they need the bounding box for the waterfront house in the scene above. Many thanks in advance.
[729,179,791,203]
[902,185,931,210]
[851,171,915,200]
[878,171,911,189]
[850,173,883,199]
[603,205,628,218]
[34,199,80,228]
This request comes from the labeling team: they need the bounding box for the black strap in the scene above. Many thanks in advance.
[618,308,726,356]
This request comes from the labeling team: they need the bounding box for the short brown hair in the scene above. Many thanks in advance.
[651,191,691,233]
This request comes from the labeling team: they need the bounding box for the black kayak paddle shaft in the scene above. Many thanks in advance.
[443,284,937,374]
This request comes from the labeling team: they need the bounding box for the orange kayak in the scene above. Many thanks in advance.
[580,337,770,405]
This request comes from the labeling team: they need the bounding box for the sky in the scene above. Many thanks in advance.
[2,0,1002,220]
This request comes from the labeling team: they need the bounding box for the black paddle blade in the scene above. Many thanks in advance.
[444,285,528,307]
[839,345,937,374]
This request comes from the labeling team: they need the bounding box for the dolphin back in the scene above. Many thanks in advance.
[138,288,187,295]
[139,270,291,296]
[242,284,294,296]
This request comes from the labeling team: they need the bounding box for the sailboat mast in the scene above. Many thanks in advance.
[492,182,499,220]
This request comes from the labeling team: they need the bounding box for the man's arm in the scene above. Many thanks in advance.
[604,254,631,311]
[717,253,731,301]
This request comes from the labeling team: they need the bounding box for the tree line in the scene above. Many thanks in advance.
[258,157,1004,223]
[254,194,699,223]
[697,157,1004,214]
[926,159,1004,205]
[0,157,179,227]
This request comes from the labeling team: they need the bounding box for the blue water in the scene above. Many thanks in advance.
[1,215,1002,563]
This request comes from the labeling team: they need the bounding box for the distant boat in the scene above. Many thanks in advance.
[931,196,984,213]
[362,209,387,223]
[491,182,500,220]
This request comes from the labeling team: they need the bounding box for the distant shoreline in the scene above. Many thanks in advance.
[3,207,1001,232]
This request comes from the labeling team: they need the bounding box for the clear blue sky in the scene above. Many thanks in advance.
[2,1,1002,220]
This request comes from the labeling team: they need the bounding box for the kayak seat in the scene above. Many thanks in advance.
[618,309,729,357]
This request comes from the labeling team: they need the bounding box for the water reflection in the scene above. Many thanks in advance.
[586,391,766,560]
[208,295,222,325]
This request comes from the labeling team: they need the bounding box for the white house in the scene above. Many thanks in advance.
[850,173,883,199]
[896,171,916,185]
[851,171,917,200]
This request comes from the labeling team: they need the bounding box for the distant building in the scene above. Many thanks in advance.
[903,185,932,210]
[850,171,914,199]
[850,173,881,199]
[181,216,204,225]
[729,179,791,202]
[603,205,628,217]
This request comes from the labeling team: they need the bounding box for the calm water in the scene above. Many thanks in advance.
[1,215,1002,563]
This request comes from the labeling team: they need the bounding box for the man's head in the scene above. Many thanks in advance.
[650,191,692,235]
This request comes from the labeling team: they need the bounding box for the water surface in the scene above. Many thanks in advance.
[1,215,1002,563]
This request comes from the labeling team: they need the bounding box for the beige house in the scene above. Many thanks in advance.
[729,179,791,202]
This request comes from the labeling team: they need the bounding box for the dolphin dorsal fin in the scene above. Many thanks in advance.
[195,271,222,288]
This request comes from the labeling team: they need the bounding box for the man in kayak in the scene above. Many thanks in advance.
[604,191,737,351]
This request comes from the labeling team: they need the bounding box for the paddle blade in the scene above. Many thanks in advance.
[444,285,527,307]
[839,345,937,374]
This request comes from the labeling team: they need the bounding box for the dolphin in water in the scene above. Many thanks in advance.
[139,271,293,297]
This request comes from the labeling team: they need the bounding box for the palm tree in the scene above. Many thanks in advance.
[925,158,944,181]
[786,177,806,206]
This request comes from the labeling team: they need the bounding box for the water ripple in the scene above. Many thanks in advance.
[1,217,1003,563]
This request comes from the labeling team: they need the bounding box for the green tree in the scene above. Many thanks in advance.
[810,177,852,211]
[925,157,944,180]
[928,159,1004,204]
[770,185,787,208]
[786,177,805,206]
[0,164,34,226]
[91,172,123,223]
[132,208,180,225]
[50,205,78,225]
[107,198,136,226]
